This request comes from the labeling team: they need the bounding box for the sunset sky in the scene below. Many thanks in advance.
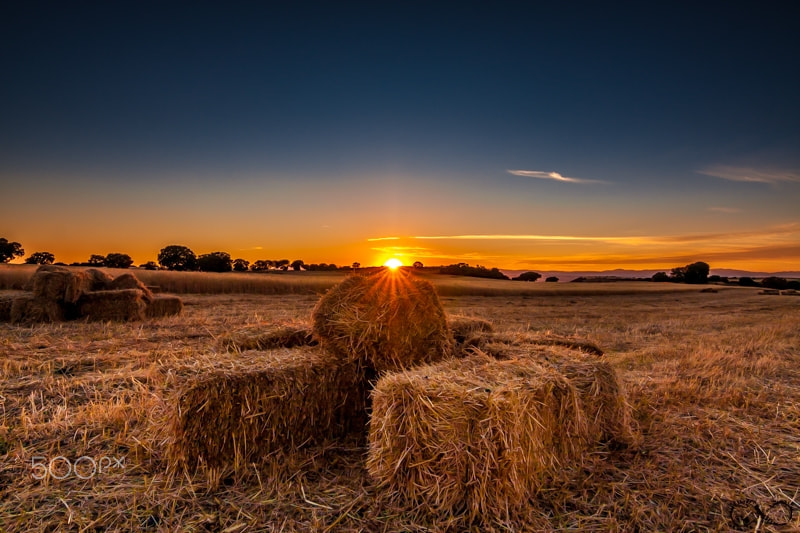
[2,3,798,271]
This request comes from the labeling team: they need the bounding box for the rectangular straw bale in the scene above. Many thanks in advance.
[31,269,87,304]
[218,322,314,351]
[108,273,154,302]
[167,347,366,474]
[367,353,589,521]
[10,294,66,323]
[77,289,147,321]
[0,293,14,321]
[145,295,183,318]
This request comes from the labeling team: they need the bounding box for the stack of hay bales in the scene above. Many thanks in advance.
[311,269,452,374]
[169,267,635,526]
[0,265,182,324]
[167,347,367,473]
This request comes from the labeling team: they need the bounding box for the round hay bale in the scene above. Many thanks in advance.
[145,295,184,318]
[312,270,451,373]
[108,273,154,303]
[10,294,66,323]
[77,289,147,321]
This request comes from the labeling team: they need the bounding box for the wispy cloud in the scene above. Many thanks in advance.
[366,236,400,242]
[507,169,607,184]
[707,206,741,214]
[697,166,800,184]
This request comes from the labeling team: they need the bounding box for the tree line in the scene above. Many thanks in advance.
[0,239,363,273]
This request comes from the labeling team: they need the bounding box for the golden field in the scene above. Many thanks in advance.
[0,268,798,531]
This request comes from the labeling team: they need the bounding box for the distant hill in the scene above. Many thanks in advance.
[499,268,800,282]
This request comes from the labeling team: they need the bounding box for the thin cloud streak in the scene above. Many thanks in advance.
[697,166,800,184]
[366,236,400,241]
[707,206,741,213]
[507,169,607,184]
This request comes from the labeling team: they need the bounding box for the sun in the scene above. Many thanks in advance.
[383,258,403,270]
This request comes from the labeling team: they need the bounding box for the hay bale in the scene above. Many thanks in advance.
[0,293,16,321]
[84,268,114,291]
[167,347,366,474]
[367,353,589,521]
[312,270,451,373]
[145,295,183,318]
[77,289,147,321]
[108,273,154,303]
[219,322,313,351]
[481,342,633,445]
[10,294,66,323]
[448,315,494,348]
[31,267,87,304]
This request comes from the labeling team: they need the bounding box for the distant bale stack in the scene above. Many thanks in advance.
[78,289,147,322]
[367,353,589,521]
[312,270,451,373]
[167,347,367,474]
[10,294,66,324]
[145,295,184,318]
[1,293,18,321]
[219,322,313,352]
[108,273,154,303]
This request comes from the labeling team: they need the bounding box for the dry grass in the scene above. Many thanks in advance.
[0,285,798,531]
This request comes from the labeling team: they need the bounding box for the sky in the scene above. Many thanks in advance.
[1,2,799,271]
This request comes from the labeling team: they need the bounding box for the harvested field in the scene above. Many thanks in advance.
[0,285,798,531]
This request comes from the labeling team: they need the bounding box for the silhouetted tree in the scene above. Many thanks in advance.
[669,266,686,283]
[442,263,509,280]
[413,261,424,269]
[651,272,670,282]
[233,258,250,272]
[250,260,272,272]
[158,245,198,271]
[141,261,159,270]
[198,251,232,272]
[684,262,710,284]
[545,276,559,282]
[87,254,106,266]
[290,259,305,271]
[738,276,758,287]
[512,271,541,282]
[0,238,24,263]
[25,251,55,265]
[275,259,290,271]
[352,262,361,269]
[761,276,789,290]
[104,253,133,269]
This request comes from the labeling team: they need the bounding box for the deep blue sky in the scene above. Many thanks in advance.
[2,2,799,269]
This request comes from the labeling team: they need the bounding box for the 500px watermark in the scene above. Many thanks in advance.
[31,456,125,480]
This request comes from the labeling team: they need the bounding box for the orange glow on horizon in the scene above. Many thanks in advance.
[383,258,403,270]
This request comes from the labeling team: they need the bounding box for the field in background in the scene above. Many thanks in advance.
[0,264,728,297]
[0,282,798,531]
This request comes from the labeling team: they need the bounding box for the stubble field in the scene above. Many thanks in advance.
[1,274,799,532]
